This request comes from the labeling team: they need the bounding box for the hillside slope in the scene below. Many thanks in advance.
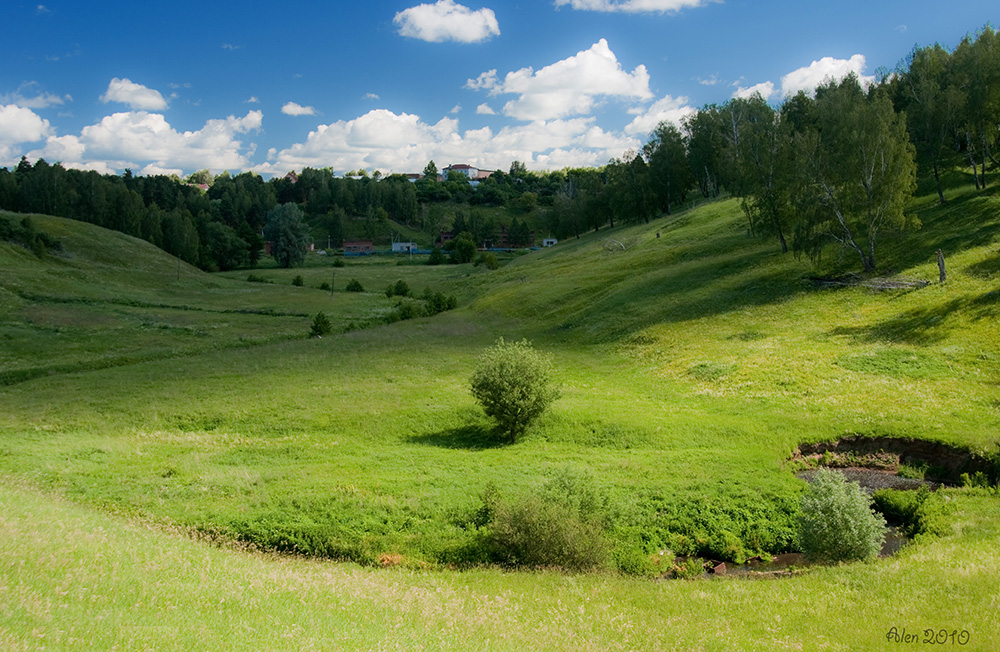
[0,211,390,384]
[464,188,1000,450]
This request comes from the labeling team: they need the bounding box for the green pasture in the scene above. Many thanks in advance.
[1,180,999,648]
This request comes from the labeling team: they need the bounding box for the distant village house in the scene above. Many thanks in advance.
[441,164,494,186]
[343,240,374,256]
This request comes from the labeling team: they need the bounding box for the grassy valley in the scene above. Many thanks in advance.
[1,178,999,649]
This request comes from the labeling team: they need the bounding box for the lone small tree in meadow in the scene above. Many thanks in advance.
[309,312,332,338]
[797,468,887,563]
[470,337,560,443]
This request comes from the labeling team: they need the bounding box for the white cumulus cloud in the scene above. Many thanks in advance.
[470,39,652,122]
[281,102,316,116]
[26,110,262,174]
[476,103,496,115]
[254,108,638,176]
[0,104,53,164]
[394,0,500,44]
[730,55,873,105]
[624,94,695,135]
[554,0,714,13]
[780,54,873,97]
[100,78,168,111]
[733,81,776,101]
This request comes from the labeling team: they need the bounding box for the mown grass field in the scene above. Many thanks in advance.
[1,178,999,649]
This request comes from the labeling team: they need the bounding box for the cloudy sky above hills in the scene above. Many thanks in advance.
[1,1,995,177]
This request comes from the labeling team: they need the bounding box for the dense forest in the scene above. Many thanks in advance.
[1,26,997,273]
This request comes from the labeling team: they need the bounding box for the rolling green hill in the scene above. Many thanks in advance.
[1,179,999,649]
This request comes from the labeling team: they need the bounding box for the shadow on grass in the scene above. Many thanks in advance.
[969,289,1000,319]
[883,186,1000,271]
[964,254,1000,281]
[829,299,965,345]
[558,251,808,342]
[407,425,509,450]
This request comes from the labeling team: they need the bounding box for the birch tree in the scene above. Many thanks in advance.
[792,76,918,273]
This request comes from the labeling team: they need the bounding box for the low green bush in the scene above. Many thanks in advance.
[470,337,560,443]
[385,279,411,298]
[797,468,886,563]
[475,469,613,571]
[475,252,499,270]
[427,246,445,265]
[872,486,947,538]
[421,288,458,315]
[309,312,332,338]
[642,488,798,564]
[390,299,425,321]
[1,215,62,255]
[345,279,364,292]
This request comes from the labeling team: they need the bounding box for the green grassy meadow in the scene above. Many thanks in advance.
[1,179,999,649]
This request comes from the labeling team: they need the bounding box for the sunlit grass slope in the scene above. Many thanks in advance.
[469,191,1000,450]
[1,180,999,648]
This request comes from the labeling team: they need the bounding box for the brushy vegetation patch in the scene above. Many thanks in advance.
[470,469,615,571]
[797,468,887,563]
[872,486,950,539]
[0,214,62,255]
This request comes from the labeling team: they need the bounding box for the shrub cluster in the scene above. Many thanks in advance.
[473,469,613,571]
[646,488,799,564]
[797,468,886,563]
[872,486,949,538]
[345,278,364,292]
[0,215,62,256]
[385,279,411,298]
[474,251,499,270]
[426,246,445,266]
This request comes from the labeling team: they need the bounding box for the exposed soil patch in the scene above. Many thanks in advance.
[793,435,998,485]
[796,467,937,493]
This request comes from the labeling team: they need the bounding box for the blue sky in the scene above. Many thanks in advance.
[1,1,995,177]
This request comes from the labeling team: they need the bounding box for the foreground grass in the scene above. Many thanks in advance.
[2,482,998,651]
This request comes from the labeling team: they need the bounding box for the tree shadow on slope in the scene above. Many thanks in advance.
[407,425,508,450]
[964,253,1000,283]
[827,287,998,346]
[968,288,1000,319]
[882,188,1000,272]
[557,254,807,342]
[828,299,965,346]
